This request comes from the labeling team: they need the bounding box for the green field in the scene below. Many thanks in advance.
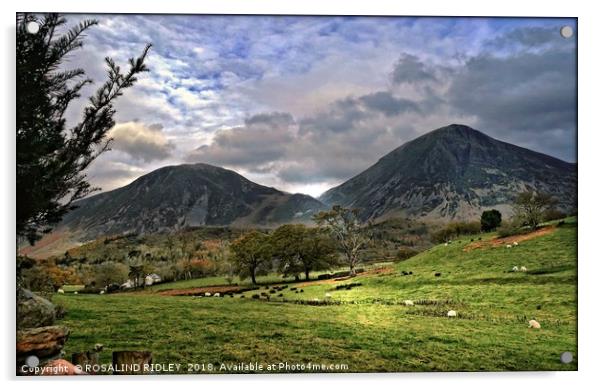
[53,219,577,373]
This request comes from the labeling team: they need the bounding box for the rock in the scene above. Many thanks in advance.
[16,325,69,368]
[17,288,56,329]
[17,325,69,357]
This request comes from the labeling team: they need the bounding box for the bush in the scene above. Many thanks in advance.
[480,210,502,232]
[431,221,481,243]
[496,221,525,238]
[396,246,419,261]
[543,209,567,222]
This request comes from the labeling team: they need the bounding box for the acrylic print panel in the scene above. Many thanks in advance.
[16,13,577,375]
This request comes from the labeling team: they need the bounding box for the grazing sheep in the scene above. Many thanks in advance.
[447,310,457,318]
[520,266,527,272]
[99,290,105,295]
[506,244,512,249]
[213,293,220,297]
[513,241,519,246]
[204,292,211,297]
[94,343,104,352]
[312,298,320,302]
[324,293,332,300]
[444,243,448,247]
[57,289,65,294]
[528,319,541,329]
[404,300,414,306]
[512,266,519,272]
[73,291,78,295]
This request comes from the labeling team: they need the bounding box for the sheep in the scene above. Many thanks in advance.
[513,241,519,246]
[213,293,220,297]
[99,290,105,295]
[204,292,211,297]
[324,293,332,300]
[444,243,448,247]
[404,300,414,306]
[520,266,527,272]
[528,319,541,329]
[312,298,320,302]
[73,291,78,295]
[512,266,519,272]
[447,310,457,318]
[506,244,512,249]
[57,289,65,294]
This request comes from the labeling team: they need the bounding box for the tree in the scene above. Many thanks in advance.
[128,264,145,289]
[512,191,558,230]
[480,209,502,232]
[94,261,129,289]
[271,224,337,280]
[229,231,271,284]
[17,13,151,244]
[313,206,368,276]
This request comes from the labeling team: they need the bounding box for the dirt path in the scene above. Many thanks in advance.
[464,225,556,252]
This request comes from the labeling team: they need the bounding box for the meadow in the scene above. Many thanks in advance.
[53,218,577,373]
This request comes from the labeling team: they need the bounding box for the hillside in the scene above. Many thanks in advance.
[54,218,577,371]
[320,124,577,221]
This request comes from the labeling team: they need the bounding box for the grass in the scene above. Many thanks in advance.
[53,219,577,373]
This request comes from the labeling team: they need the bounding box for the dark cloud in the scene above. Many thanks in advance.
[359,91,421,117]
[448,44,576,160]
[189,112,295,166]
[391,54,438,85]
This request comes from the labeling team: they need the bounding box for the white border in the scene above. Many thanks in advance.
[2,1,600,388]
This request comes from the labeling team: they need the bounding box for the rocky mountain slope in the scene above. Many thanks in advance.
[319,124,577,221]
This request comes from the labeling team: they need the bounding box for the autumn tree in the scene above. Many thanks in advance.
[313,206,368,276]
[229,231,271,284]
[17,13,151,244]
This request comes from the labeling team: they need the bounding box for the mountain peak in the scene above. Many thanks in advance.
[320,125,576,222]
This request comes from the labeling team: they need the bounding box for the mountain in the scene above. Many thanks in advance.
[319,124,577,221]
[59,163,326,240]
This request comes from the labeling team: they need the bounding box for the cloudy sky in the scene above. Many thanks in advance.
[61,15,577,197]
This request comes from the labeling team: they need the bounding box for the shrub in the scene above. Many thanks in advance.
[431,221,481,243]
[496,221,524,238]
[480,209,502,232]
[396,246,419,261]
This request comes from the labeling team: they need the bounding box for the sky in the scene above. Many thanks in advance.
[59,15,577,198]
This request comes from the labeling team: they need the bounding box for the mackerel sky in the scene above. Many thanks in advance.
[61,15,577,197]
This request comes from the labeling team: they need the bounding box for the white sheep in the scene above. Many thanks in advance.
[444,243,448,247]
[447,310,457,318]
[512,266,519,272]
[513,241,519,246]
[204,292,211,297]
[404,300,414,306]
[99,290,105,295]
[506,244,512,249]
[520,266,527,272]
[324,293,332,300]
[73,291,78,295]
[57,289,65,294]
[312,298,320,302]
[528,319,541,329]
[213,293,221,297]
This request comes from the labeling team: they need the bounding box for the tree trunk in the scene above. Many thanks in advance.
[305,269,310,280]
[251,269,256,284]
